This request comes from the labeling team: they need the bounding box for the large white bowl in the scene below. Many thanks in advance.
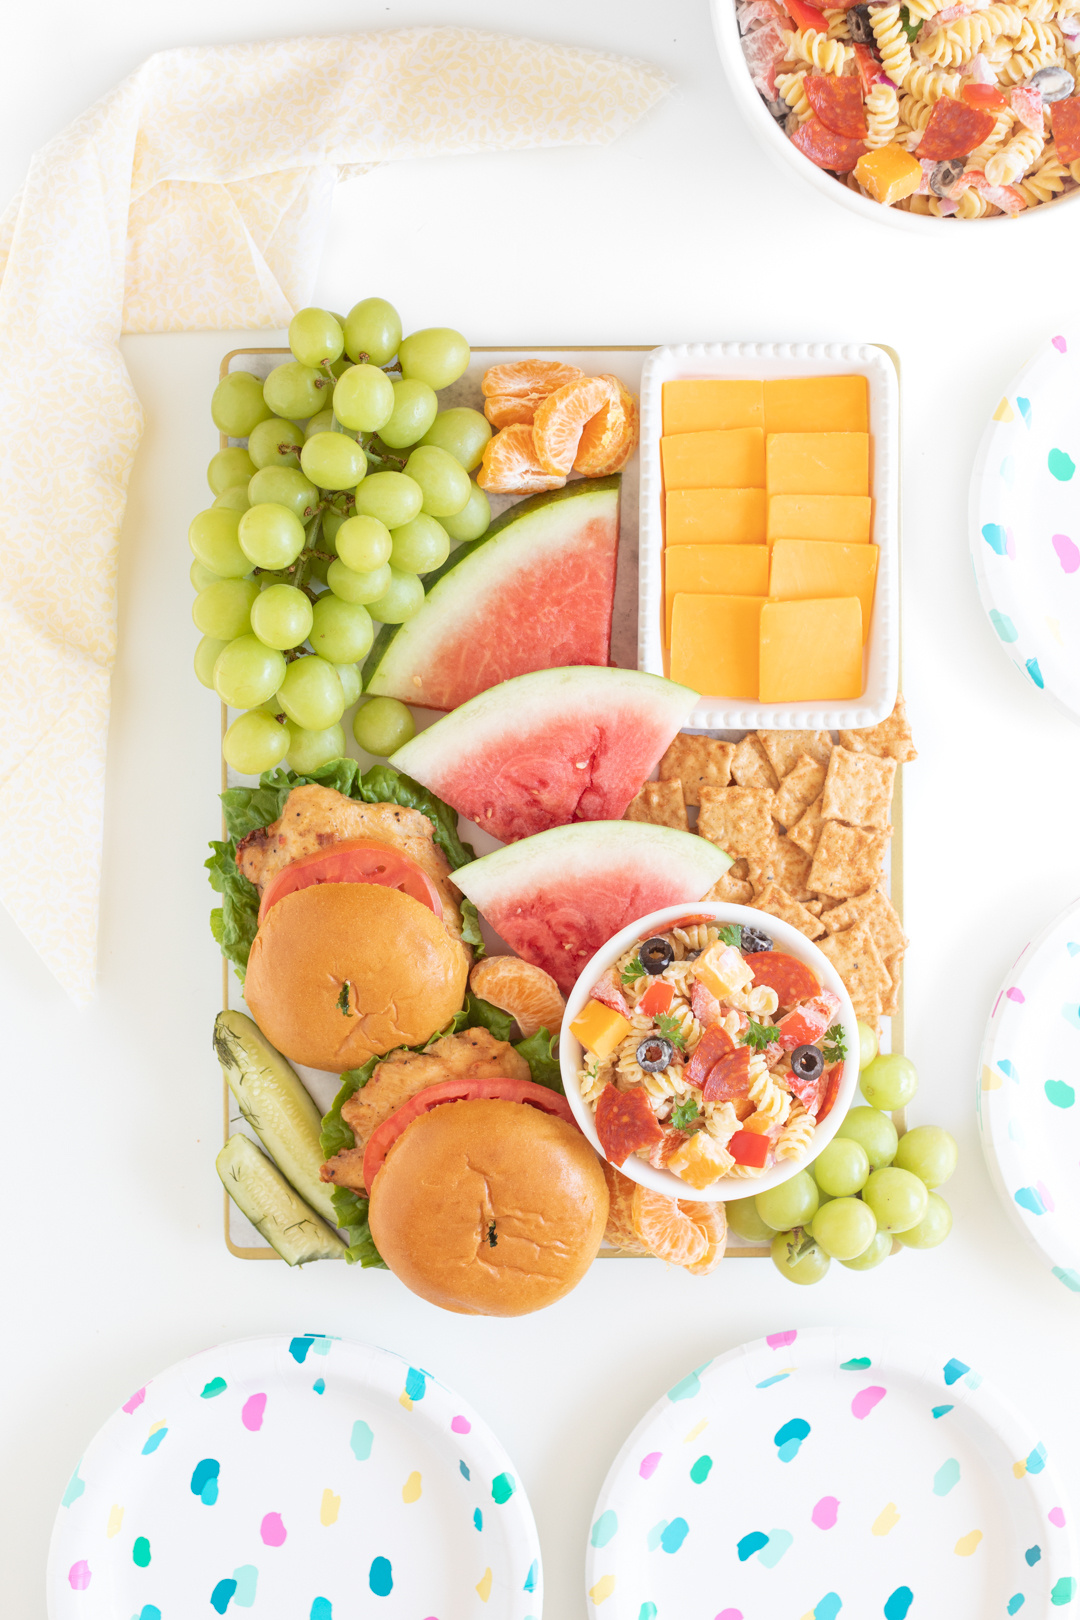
[560,900,860,1201]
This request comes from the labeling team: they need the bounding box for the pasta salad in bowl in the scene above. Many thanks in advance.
[562,901,860,1201]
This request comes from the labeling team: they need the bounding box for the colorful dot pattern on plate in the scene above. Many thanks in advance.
[970,332,1080,720]
[978,893,1080,1296]
[47,1335,542,1619]
[584,1329,1075,1618]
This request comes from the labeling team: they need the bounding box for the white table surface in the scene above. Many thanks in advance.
[5,1,1080,1613]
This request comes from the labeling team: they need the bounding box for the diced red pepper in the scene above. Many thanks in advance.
[785,0,830,30]
[788,1064,829,1116]
[962,82,1008,111]
[728,1129,771,1168]
[748,951,821,1004]
[685,1023,736,1088]
[639,979,674,1018]
[853,43,879,97]
[775,990,841,1051]
[595,1083,664,1168]
[702,1047,753,1104]
[816,1063,845,1125]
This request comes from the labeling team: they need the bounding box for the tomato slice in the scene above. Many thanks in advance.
[962,82,1008,111]
[258,839,443,924]
[638,980,674,1017]
[362,1076,575,1191]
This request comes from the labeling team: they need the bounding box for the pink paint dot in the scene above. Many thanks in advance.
[715,1610,744,1620]
[812,1495,840,1528]
[767,1330,797,1349]
[1007,987,1026,1003]
[851,1386,887,1420]
[639,1451,662,1479]
[68,1561,91,1590]
[242,1393,267,1432]
[1053,336,1068,353]
[1054,534,1080,574]
[1051,1507,1067,1527]
[1037,1181,1056,1213]
[450,1415,471,1434]
[122,1387,146,1415]
[260,1511,287,1547]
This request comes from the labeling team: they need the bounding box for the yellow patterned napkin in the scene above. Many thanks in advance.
[0,27,672,1005]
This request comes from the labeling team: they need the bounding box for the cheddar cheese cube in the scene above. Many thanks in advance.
[769,541,879,644]
[763,375,868,434]
[669,594,763,698]
[569,999,632,1060]
[854,144,922,207]
[767,493,872,544]
[695,941,754,1001]
[661,428,765,491]
[665,544,769,643]
[666,486,767,545]
[766,433,869,498]
[758,598,863,703]
[662,378,763,435]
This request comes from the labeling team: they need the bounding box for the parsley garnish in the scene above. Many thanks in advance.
[656,1013,687,1051]
[740,1017,775,1053]
[670,1097,702,1132]
[823,1023,848,1064]
[620,955,646,986]
[336,981,351,1016]
[718,924,742,948]
[898,5,921,41]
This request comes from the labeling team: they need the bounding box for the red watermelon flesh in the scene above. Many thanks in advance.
[388,666,700,843]
[453,821,734,994]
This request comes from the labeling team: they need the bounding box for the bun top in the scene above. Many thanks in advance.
[368,1097,609,1316]
[242,882,470,1073]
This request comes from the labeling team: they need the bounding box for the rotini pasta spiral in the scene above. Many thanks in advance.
[966,105,1015,169]
[672,923,721,956]
[921,3,1024,65]
[903,59,963,99]
[774,1100,816,1161]
[871,5,914,83]
[783,25,853,72]
[745,1060,792,1127]
[985,124,1044,184]
[1016,149,1069,201]
[864,84,900,150]
[661,996,705,1053]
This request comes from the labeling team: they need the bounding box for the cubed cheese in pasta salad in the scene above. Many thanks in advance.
[571,919,847,1188]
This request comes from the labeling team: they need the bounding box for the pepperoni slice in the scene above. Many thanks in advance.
[806,74,867,140]
[702,1046,752,1104]
[595,1083,664,1168]
[639,980,674,1018]
[816,1063,845,1124]
[685,1022,737,1088]
[748,951,821,1004]
[962,82,1008,112]
[916,98,996,160]
[728,1129,770,1169]
[1051,97,1080,164]
[791,114,866,173]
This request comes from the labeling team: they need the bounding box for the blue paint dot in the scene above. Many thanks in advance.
[1027,1443,1047,1474]
[140,1428,168,1455]
[756,1374,790,1388]
[983,523,1009,555]
[758,1528,793,1568]
[933,1458,961,1496]
[310,1600,333,1620]
[932,1405,953,1419]
[943,1359,970,1386]
[137,1609,162,1620]
[591,1509,618,1548]
[190,1458,220,1506]
[814,1595,842,1620]
[1026,657,1045,689]
[737,1530,769,1561]
[1026,1545,1043,1566]
[312,1378,325,1394]
[473,1508,483,1531]
[884,1588,913,1620]
[1008,1596,1026,1615]
[1018,397,1032,427]
[405,1367,426,1402]
[840,1357,871,1370]
[774,1418,810,1461]
[646,1520,669,1551]
[999,1059,1017,1077]
[350,1421,373,1462]
[690,1454,713,1484]
[1046,1081,1075,1109]
[660,1517,689,1554]
[210,1578,237,1614]
[989,610,1019,642]
[1049,448,1075,481]
[369,1556,393,1597]
[1054,1267,1080,1291]
[459,1460,470,1481]
[1016,1186,1047,1215]
[288,1336,315,1363]
[524,1560,538,1593]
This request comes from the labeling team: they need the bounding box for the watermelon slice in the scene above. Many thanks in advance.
[389,665,699,843]
[453,822,734,994]
[362,476,620,710]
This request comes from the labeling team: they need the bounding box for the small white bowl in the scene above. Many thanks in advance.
[560,900,860,1201]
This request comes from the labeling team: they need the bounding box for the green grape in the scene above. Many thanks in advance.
[188,508,250,578]
[894,1126,958,1189]
[207,446,256,494]
[250,583,313,650]
[770,1228,830,1285]
[194,635,230,688]
[190,560,222,592]
[333,363,395,433]
[840,1230,893,1270]
[404,445,471,517]
[354,471,423,529]
[334,663,362,706]
[300,432,368,490]
[398,327,470,390]
[812,1137,870,1198]
[836,1107,898,1171]
[326,355,353,381]
[222,709,290,775]
[211,371,273,436]
[213,486,251,514]
[322,506,348,550]
[277,655,346,730]
[306,553,331,587]
[288,307,345,368]
[441,480,491,542]
[344,296,402,366]
[368,568,425,624]
[336,514,392,573]
[895,1191,952,1249]
[755,1170,818,1230]
[238,503,306,570]
[212,635,287,709]
[389,514,450,574]
[861,1053,918,1111]
[263,360,334,420]
[419,406,492,472]
[862,1167,928,1233]
[309,595,374,663]
[193,578,259,640]
[248,417,305,470]
[247,466,320,522]
[378,378,438,449]
[725,1196,773,1243]
[811,1196,876,1261]
[286,721,347,775]
[858,1021,879,1070]
[304,409,335,438]
[326,558,392,604]
[352,696,415,756]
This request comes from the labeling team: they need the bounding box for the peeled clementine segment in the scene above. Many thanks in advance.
[477,424,567,495]
[574,376,639,477]
[631,1183,726,1272]
[484,392,547,429]
[533,376,616,476]
[684,1201,726,1276]
[602,1161,650,1254]
[468,955,566,1040]
[482,359,584,399]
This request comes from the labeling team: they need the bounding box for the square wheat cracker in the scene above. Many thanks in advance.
[752,882,825,940]
[807,821,890,898]
[820,746,897,831]
[698,787,777,874]
[753,835,814,900]
[820,883,907,961]
[703,859,754,906]
[882,952,903,1018]
[816,923,891,1021]
[787,793,827,857]
[757,729,833,779]
[624,778,688,831]
[659,733,735,807]
[773,753,828,830]
[730,735,779,791]
[838,695,917,763]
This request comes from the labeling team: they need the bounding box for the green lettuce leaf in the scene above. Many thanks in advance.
[462,993,516,1043]
[205,840,259,980]
[514,1026,564,1093]
[221,759,364,841]
[319,1057,386,1267]
[359,764,476,870]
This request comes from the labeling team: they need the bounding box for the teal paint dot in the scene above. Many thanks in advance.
[983,523,1009,555]
[1008,1596,1025,1614]
[1049,449,1075,481]
[660,1517,689,1553]
[310,1601,332,1620]
[132,1537,150,1567]
[141,1428,168,1456]
[756,1374,790,1388]
[404,1367,427,1402]
[136,1609,162,1620]
[1026,1545,1042,1565]
[210,1578,237,1614]
[638,1607,658,1620]
[190,1458,220,1505]
[758,1527,793,1567]
[1054,1267,1080,1291]
[814,1595,842,1620]
[990,610,1019,642]
[668,1371,701,1402]
[459,1460,470,1481]
[1046,1081,1075,1108]
[350,1421,373,1462]
[646,1520,669,1552]
[1018,397,1032,427]
[61,1463,86,1508]
[933,1458,961,1496]
[232,1565,258,1608]
[943,1359,969,1386]
[774,1418,810,1461]
[932,1405,953,1419]
[524,1559,538,1593]
[492,1472,516,1504]
[884,1588,913,1619]
[473,1508,482,1531]
[840,1357,871,1370]
[690,1454,713,1484]
[1052,1576,1076,1604]
[738,1530,769,1561]
[369,1556,393,1597]
[591,1510,618,1548]
[288,1336,315,1363]
[1027,1442,1047,1474]
[312,1379,325,1395]
[200,1378,227,1399]
[1026,658,1045,689]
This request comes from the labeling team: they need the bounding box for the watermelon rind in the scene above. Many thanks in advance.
[361,475,620,706]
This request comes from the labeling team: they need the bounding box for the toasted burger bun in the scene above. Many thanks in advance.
[243,882,469,1072]
[369,1097,609,1315]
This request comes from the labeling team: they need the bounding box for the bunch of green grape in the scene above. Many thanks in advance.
[190,297,494,775]
[727,1024,958,1284]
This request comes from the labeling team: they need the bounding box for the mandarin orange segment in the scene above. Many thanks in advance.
[574,376,639,477]
[683,1200,726,1275]
[602,1161,650,1254]
[468,956,566,1040]
[631,1184,710,1270]
[532,376,616,477]
[477,424,567,495]
[484,393,547,429]
[481,359,584,399]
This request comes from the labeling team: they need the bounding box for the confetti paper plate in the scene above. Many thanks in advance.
[978,893,1080,1299]
[585,1328,1074,1619]
[969,332,1080,723]
[47,1335,541,1620]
